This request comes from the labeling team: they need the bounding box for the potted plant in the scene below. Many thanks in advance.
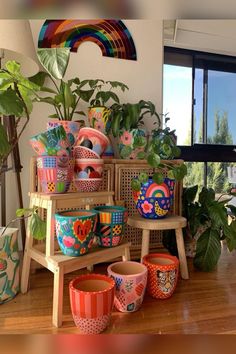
[30,48,95,146]
[163,185,236,271]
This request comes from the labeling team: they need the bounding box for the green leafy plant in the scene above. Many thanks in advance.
[0,60,40,174]
[30,48,95,121]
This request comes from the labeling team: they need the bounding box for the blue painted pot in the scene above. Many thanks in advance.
[132,178,175,219]
[92,206,128,247]
[55,210,97,256]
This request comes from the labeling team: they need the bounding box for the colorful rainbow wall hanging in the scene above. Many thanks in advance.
[38,20,137,61]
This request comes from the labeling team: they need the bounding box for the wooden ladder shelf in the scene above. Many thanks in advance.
[21,190,131,327]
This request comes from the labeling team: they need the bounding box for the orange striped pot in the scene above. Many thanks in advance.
[142,253,179,299]
[69,273,115,334]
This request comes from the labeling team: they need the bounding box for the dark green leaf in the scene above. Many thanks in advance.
[152,172,164,184]
[183,185,198,203]
[29,71,48,87]
[76,89,94,102]
[133,136,147,148]
[16,208,33,217]
[137,151,146,159]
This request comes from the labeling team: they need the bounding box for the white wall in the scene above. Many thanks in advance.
[4,20,164,230]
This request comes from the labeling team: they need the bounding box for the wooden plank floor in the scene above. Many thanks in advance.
[1,246,236,334]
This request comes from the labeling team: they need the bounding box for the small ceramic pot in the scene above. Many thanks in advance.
[76,127,109,157]
[93,206,128,247]
[29,125,71,156]
[74,178,102,192]
[73,146,100,160]
[37,156,74,193]
[55,210,97,257]
[69,273,115,334]
[0,228,20,304]
[118,128,147,159]
[47,119,81,147]
[74,158,104,179]
[133,178,175,219]
[143,253,179,299]
[107,261,147,312]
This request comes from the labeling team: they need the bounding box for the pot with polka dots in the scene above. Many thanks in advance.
[142,253,179,299]
[69,273,115,334]
[107,261,147,312]
[92,206,128,247]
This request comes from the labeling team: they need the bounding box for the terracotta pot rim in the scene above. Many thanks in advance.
[107,261,147,277]
[74,158,104,163]
[69,273,115,294]
[55,209,97,219]
[143,253,179,267]
[93,206,126,213]
[78,127,109,143]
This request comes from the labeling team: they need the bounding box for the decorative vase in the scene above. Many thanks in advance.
[69,273,115,333]
[0,228,20,304]
[88,107,114,158]
[76,127,109,157]
[37,156,75,194]
[92,206,128,247]
[143,253,179,299]
[74,158,104,179]
[118,128,148,159]
[133,178,175,219]
[55,210,97,256]
[47,119,82,147]
[107,261,147,312]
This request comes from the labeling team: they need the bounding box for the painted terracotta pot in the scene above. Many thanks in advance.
[74,158,104,179]
[55,210,97,257]
[37,156,74,194]
[133,178,175,219]
[76,127,109,157]
[107,261,147,312]
[69,273,115,333]
[118,129,148,159]
[73,146,100,160]
[73,178,102,193]
[93,206,128,247]
[29,125,71,156]
[0,228,20,304]
[143,253,179,299]
[47,119,81,147]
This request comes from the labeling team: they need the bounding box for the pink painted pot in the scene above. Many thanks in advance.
[69,273,115,334]
[47,119,82,147]
[76,127,109,157]
[73,146,100,160]
[74,178,102,193]
[74,158,104,179]
[107,261,147,312]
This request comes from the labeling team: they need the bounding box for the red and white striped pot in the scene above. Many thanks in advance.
[69,273,115,334]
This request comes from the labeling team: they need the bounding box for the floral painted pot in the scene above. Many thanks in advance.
[37,156,74,194]
[74,158,104,179]
[107,261,147,312]
[143,253,179,299]
[76,127,109,157]
[0,228,20,304]
[29,125,71,156]
[133,178,175,219]
[73,146,100,160]
[118,129,148,159]
[74,178,102,193]
[69,273,115,333]
[88,106,111,133]
[93,206,128,247]
[47,119,82,147]
[55,210,97,257]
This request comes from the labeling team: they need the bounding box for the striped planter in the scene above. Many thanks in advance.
[69,273,115,334]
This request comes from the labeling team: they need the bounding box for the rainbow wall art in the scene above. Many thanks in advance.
[38,20,137,60]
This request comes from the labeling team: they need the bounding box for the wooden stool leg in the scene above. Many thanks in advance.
[122,244,130,261]
[52,266,64,327]
[175,228,189,280]
[141,229,150,262]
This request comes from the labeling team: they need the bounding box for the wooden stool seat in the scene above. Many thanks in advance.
[127,214,189,280]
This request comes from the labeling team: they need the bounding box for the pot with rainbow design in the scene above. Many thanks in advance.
[132,178,175,219]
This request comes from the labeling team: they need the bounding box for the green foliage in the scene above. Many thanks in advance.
[16,208,46,240]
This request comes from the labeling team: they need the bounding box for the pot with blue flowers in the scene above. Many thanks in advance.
[131,125,187,219]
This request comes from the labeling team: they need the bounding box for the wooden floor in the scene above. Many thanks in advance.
[1,246,236,334]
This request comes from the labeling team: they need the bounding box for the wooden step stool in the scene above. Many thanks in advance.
[21,191,131,327]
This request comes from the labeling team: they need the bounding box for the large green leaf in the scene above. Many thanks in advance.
[183,185,198,203]
[30,213,46,240]
[147,153,160,168]
[208,202,228,228]
[0,90,24,116]
[37,48,70,80]
[194,228,221,271]
[0,123,10,158]
[62,82,74,109]
[29,71,48,87]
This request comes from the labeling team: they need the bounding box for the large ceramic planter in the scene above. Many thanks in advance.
[133,178,175,219]
[29,125,71,156]
[88,107,114,158]
[107,261,147,312]
[37,156,74,194]
[0,228,20,304]
[76,127,109,157]
[118,129,148,159]
[93,206,128,247]
[69,273,115,333]
[143,253,179,299]
[47,119,81,147]
[55,210,97,256]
